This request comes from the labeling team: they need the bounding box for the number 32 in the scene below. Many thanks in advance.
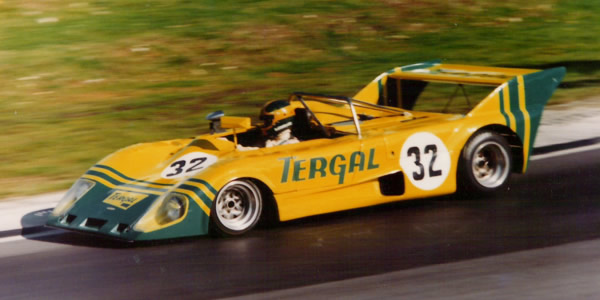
[165,157,207,178]
[161,152,218,179]
[407,144,442,181]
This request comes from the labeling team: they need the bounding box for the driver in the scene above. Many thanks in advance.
[259,99,302,147]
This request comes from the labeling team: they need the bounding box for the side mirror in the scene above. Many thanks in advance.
[219,116,252,150]
[220,116,252,130]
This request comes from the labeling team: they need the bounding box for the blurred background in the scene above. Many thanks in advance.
[1,0,598,198]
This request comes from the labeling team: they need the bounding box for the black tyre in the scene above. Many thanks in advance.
[458,131,512,194]
[210,180,263,237]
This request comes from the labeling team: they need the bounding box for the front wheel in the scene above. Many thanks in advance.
[458,131,512,194]
[210,180,263,237]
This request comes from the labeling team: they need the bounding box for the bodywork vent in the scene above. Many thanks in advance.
[83,218,107,230]
[61,214,77,225]
[379,171,405,196]
[114,223,130,234]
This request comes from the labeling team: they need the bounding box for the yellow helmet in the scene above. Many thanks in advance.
[259,99,302,136]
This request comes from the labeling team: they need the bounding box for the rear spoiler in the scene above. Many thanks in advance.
[354,60,566,171]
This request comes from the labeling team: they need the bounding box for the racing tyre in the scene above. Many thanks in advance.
[458,131,512,194]
[210,180,263,237]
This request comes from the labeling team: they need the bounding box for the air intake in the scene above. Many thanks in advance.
[379,171,405,196]
[83,218,107,230]
[61,214,77,225]
[114,223,130,234]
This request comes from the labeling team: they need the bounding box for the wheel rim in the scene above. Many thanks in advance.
[215,181,261,232]
[471,141,510,188]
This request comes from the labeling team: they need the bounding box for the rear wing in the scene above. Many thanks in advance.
[353,60,564,106]
[354,60,566,171]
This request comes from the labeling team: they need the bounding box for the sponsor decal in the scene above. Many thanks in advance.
[103,191,149,210]
[161,152,218,179]
[400,132,450,191]
[280,148,379,185]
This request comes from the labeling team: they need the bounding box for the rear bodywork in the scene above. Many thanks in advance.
[354,60,566,171]
[47,60,565,241]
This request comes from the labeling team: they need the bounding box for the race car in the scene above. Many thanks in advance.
[46,60,565,240]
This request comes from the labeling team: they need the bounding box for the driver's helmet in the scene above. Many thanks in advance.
[259,99,301,136]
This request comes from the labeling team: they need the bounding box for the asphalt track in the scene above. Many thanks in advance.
[0,145,599,299]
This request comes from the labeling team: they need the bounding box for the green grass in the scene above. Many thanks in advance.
[0,0,599,198]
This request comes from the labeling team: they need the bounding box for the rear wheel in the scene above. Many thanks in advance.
[210,180,263,237]
[458,131,512,194]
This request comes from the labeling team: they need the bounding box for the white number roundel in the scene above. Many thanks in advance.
[161,152,218,179]
[400,132,451,191]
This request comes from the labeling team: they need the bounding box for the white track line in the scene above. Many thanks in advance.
[531,143,600,161]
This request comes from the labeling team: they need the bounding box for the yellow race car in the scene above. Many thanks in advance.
[47,60,565,240]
